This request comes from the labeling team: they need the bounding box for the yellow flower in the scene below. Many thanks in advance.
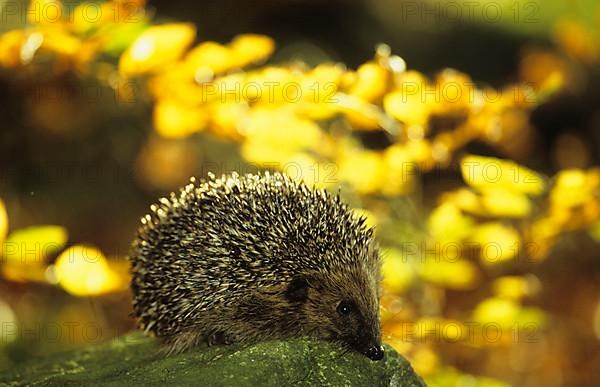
[183,34,274,77]
[119,23,196,76]
[147,63,213,103]
[185,41,235,75]
[296,64,345,120]
[154,99,207,138]
[337,94,384,130]
[1,225,68,282]
[384,71,431,127]
[384,88,430,127]
[479,188,532,218]
[443,187,532,218]
[229,34,275,67]
[417,258,479,290]
[0,199,8,244]
[2,225,67,265]
[347,62,389,102]
[381,144,416,195]
[427,202,474,243]
[410,318,466,342]
[411,347,440,377]
[0,30,28,67]
[469,222,521,265]
[405,139,434,168]
[69,2,103,34]
[240,107,322,164]
[283,154,338,190]
[245,66,298,106]
[473,297,545,329]
[492,275,540,300]
[209,100,250,139]
[304,63,345,90]
[381,248,415,294]
[27,0,64,26]
[53,245,126,296]
[441,188,483,215]
[431,69,473,116]
[39,30,82,57]
[461,155,546,195]
[337,147,386,194]
[425,367,511,387]
[550,169,595,209]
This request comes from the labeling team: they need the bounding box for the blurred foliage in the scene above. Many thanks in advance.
[0,0,599,386]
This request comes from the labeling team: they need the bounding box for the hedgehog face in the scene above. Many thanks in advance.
[332,297,384,361]
[288,265,384,361]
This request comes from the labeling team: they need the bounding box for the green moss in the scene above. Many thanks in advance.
[1,333,425,386]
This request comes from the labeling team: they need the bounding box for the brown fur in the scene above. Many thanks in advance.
[163,262,381,355]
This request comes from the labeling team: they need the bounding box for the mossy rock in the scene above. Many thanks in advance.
[1,332,425,386]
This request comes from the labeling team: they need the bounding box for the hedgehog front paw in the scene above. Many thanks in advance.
[206,331,232,346]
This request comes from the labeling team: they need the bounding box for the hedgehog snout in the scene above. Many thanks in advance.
[346,334,384,361]
[365,344,384,361]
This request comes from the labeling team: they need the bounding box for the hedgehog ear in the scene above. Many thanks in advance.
[285,277,310,302]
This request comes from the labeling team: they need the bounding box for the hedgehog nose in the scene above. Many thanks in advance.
[366,344,384,361]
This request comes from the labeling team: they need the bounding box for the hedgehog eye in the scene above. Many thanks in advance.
[337,300,354,316]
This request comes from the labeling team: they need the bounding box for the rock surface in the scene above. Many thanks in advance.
[1,333,425,386]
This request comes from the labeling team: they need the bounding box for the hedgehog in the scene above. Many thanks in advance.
[129,171,384,361]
